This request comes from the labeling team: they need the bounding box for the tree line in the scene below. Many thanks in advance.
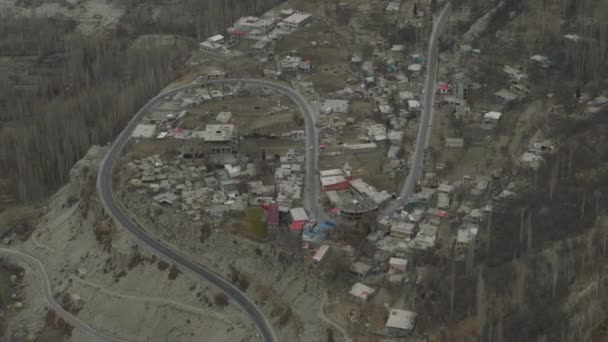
[0,0,284,202]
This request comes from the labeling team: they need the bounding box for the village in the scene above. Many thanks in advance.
[116,0,608,339]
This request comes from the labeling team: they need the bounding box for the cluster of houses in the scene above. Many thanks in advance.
[200,9,312,54]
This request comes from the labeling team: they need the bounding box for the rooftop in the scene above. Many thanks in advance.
[290,207,309,222]
[349,282,375,301]
[385,309,417,330]
[204,124,236,142]
[484,111,503,120]
[283,12,312,25]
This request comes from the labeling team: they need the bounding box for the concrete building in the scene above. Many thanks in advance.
[349,282,375,302]
[385,309,417,336]
[282,12,312,31]
[482,111,502,130]
[350,178,391,205]
[232,16,275,35]
[390,222,415,239]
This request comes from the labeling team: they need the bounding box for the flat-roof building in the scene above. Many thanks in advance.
[385,309,417,335]
[282,12,312,31]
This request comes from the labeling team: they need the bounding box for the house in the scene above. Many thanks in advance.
[444,138,464,148]
[282,12,312,31]
[349,178,391,205]
[289,207,308,230]
[495,89,518,104]
[366,124,387,141]
[389,257,408,273]
[232,16,275,35]
[482,111,502,130]
[349,282,375,301]
[321,175,349,191]
[437,192,450,209]
[199,40,225,52]
[437,82,450,94]
[385,309,417,336]
[390,222,415,239]
[262,202,279,227]
[407,100,421,112]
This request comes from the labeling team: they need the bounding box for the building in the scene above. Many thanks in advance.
[407,100,421,112]
[280,56,311,73]
[444,138,464,149]
[199,41,224,52]
[183,124,239,163]
[437,82,451,94]
[481,111,503,130]
[349,282,375,301]
[495,89,518,104]
[289,207,309,230]
[232,16,275,35]
[321,175,350,191]
[389,257,408,273]
[385,309,417,336]
[282,12,312,31]
[390,222,415,239]
[349,178,391,205]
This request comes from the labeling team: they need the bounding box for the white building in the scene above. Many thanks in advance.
[282,12,312,31]
[349,282,375,301]
[385,309,417,334]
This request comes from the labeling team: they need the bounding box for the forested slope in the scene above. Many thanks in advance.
[0,0,282,203]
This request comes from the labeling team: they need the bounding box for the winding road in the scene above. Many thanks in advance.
[0,248,127,342]
[384,2,452,215]
[97,79,322,342]
[96,3,451,338]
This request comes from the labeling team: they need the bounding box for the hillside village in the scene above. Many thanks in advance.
[1,0,608,341]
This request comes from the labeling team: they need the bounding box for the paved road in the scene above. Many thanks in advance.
[0,248,127,342]
[384,2,452,215]
[98,78,321,342]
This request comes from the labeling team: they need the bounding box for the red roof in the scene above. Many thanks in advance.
[263,202,279,226]
[438,210,447,218]
[290,220,306,230]
[438,83,450,90]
